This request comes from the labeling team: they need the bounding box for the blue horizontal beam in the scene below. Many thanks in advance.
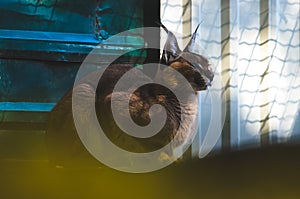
[0,29,145,62]
[0,29,100,45]
[0,102,55,112]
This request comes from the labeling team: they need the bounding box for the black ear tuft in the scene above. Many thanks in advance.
[159,23,182,64]
[183,23,201,52]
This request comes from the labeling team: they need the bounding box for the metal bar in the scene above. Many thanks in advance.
[0,29,99,44]
[142,0,161,78]
[221,0,231,152]
[0,102,55,112]
[259,0,270,146]
[182,0,191,44]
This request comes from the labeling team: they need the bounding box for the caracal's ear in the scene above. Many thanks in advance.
[183,24,200,53]
[159,22,182,65]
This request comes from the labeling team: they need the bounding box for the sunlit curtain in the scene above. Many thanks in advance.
[161,0,300,154]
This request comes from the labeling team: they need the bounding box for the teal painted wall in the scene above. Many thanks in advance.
[0,0,144,105]
[0,0,143,34]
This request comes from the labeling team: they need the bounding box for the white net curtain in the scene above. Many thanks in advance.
[161,0,300,154]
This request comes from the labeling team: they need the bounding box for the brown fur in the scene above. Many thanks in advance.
[46,24,214,166]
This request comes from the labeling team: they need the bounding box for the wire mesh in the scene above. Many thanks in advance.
[161,0,300,151]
